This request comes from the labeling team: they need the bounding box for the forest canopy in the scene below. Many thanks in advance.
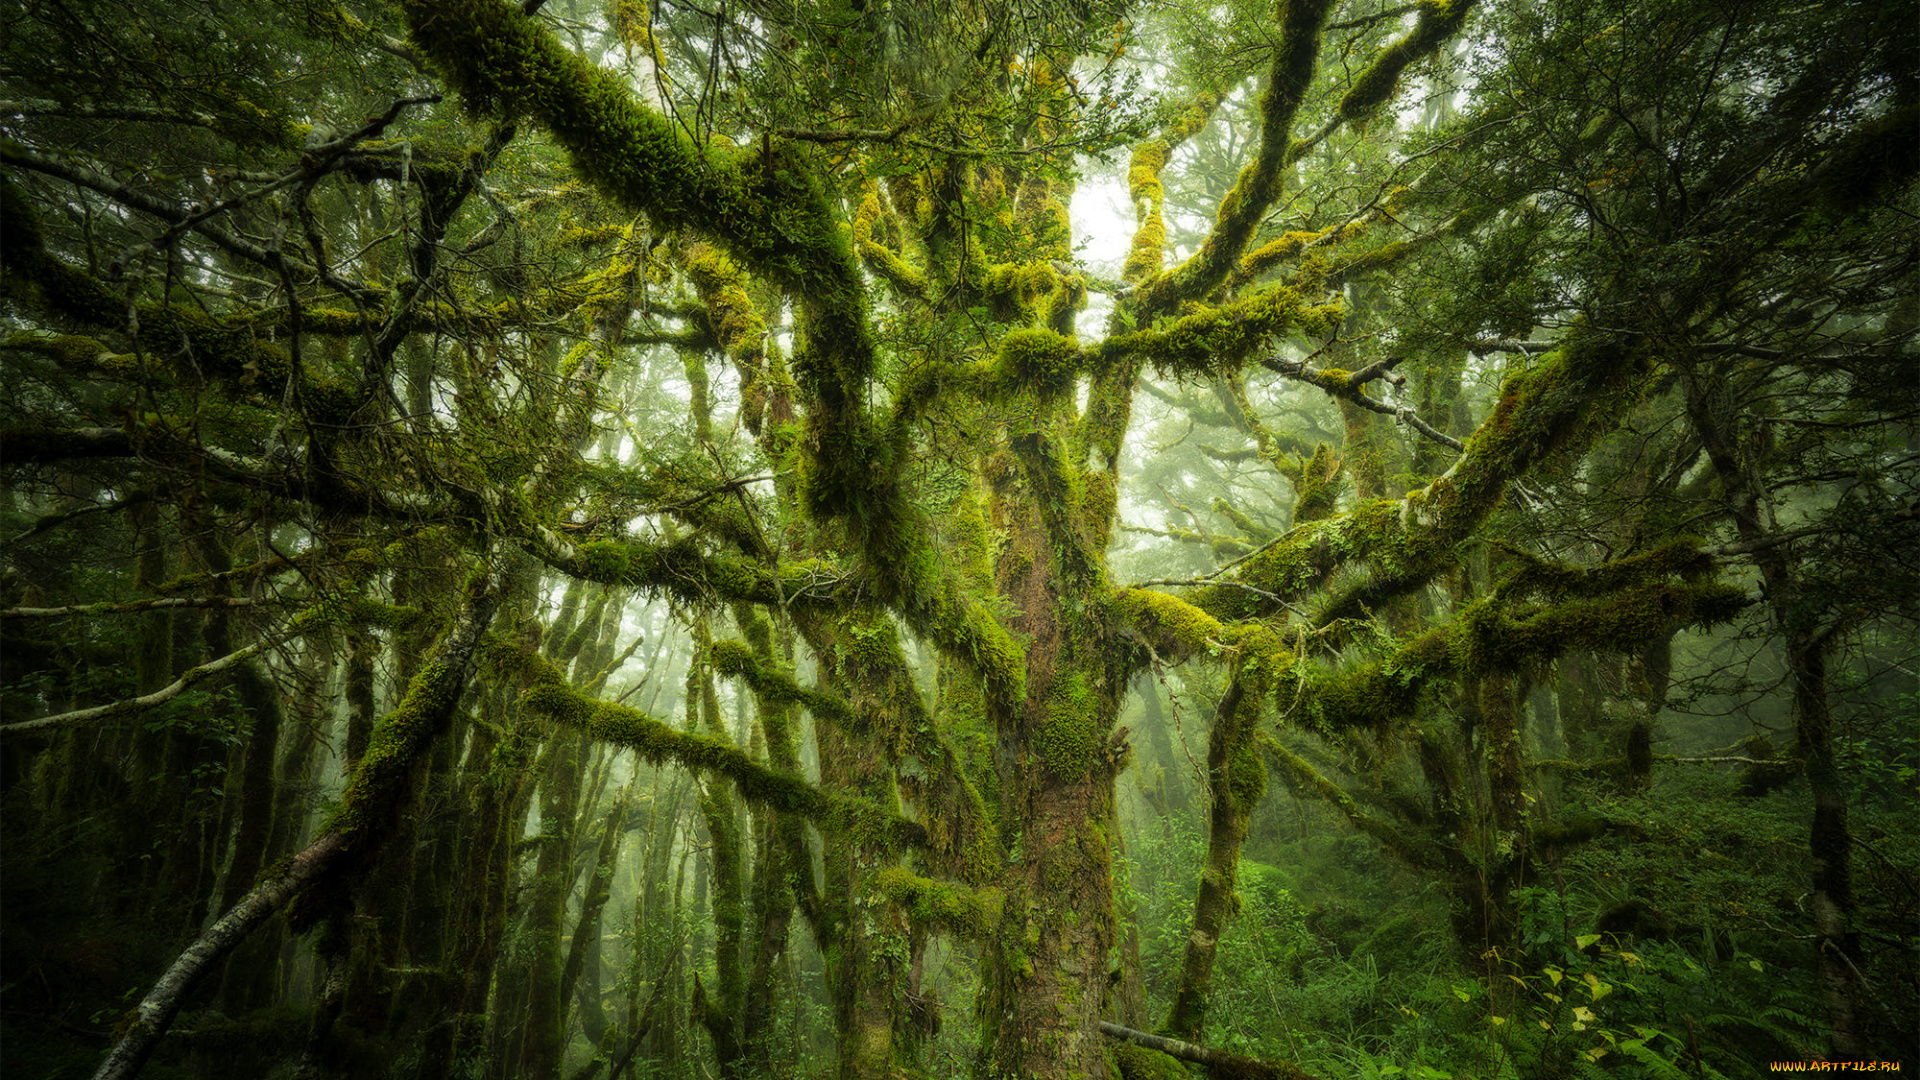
[1,0,1915,1078]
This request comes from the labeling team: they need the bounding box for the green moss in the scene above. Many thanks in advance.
[1334,0,1478,123]
[1037,672,1105,778]
[502,643,931,850]
[707,638,754,673]
[1099,284,1344,379]
[1111,587,1226,660]
[993,328,1081,399]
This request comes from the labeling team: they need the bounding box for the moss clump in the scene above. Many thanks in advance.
[1111,587,1227,660]
[1037,672,1104,778]
[874,867,1003,941]
[993,328,1082,402]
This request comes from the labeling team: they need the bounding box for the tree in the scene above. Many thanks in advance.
[1,0,1912,1076]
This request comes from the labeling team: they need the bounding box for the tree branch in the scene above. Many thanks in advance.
[1098,1022,1323,1080]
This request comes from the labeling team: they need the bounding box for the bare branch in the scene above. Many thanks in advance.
[2,597,278,619]
[1,634,286,739]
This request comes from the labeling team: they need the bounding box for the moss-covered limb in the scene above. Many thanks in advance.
[92,831,348,1080]
[1120,92,1224,285]
[400,0,873,391]
[1485,538,1716,603]
[1286,443,1346,524]
[493,641,932,853]
[3,332,154,386]
[518,523,852,611]
[238,294,713,349]
[0,184,363,426]
[681,240,771,383]
[1289,0,1479,159]
[324,583,494,816]
[1097,281,1346,380]
[1209,496,1276,544]
[1118,524,1254,561]
[1111,587,1228,662]
[1100,1021,1324,1080]
[0,630,287,739]
[1165,660,1275,1041]
[1126,0,1341,320]
[1212,372,1315,469]
[0,420,444,524]
[0,145,374,299]
[1192,326,1649,624]
[871,866,1003,942]
[1231,223,1351,288]
[1010,429,1106,592]
[1106,590,1301,692]
[152,552,304,595]
[852,180,929,302]
[1074,346,1143,548]
[709,638,860,735]
[562,457,774,560]
[797,608,1001,884]
[1293,578,1745,737]
[0,596,282,619]
[1450,582,1749,676]
[1261,737,1440,870]
[888,329,1087,435]
[1530,816,1647,851]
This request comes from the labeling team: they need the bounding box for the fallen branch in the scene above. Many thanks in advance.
[1098,1021,1323,1080]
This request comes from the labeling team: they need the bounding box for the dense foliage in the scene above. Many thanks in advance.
[1,0,1914,1077]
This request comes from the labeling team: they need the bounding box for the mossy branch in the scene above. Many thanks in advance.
[708,638,860,734]
[493,641,931,853]
[1099,1021,1325,1080]
[1262,737,1439,870]
[1290,0,1479,158]
[872,866,1003,941]
[1127,0,1342,318]
[90,574,500,1080]
[0,182,364,426]
[399,0,873,389]
[1121,92,1223,285]
[1100,280,1346,381]
[1190,325,1650,623]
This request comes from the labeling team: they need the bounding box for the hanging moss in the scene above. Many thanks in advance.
[852,181,928,298]
[1289,444,1345,523]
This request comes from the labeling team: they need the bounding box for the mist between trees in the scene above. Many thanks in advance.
[1,0,1915,1077]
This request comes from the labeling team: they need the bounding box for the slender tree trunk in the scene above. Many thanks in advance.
[1684,374,1864,1055]
[1166,671,1266,1041]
